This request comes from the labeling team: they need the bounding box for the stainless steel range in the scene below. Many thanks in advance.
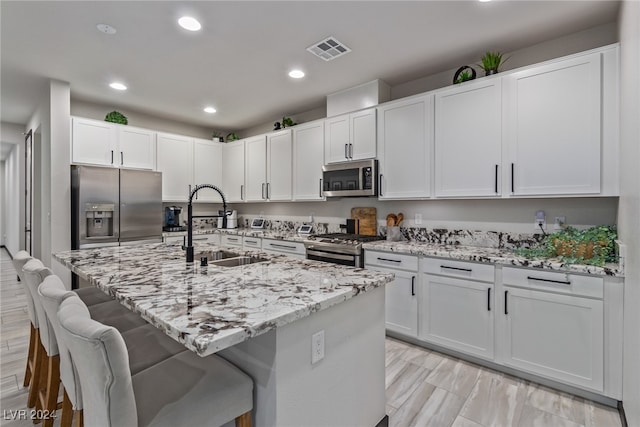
[304,233,384,267]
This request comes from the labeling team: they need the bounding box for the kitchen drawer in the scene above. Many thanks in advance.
[191,234,220,245]
[222,234,243,248]
[364,250,418,272]
[422,257,495,283]
[502,266,603,299]
[243,236,262,249]
[262,238,305,256]
[164,235,185,244]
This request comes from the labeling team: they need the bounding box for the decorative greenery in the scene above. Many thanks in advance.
[515,225,617,267]
[104,111,128,125]
[478,51,509,74]
[212,131,224,142]
[455,70,473,84]
[282,116,296,128]
[226,132,239,141]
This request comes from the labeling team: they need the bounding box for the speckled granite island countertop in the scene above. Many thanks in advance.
[53,243,393,357]
[362,241,624,277]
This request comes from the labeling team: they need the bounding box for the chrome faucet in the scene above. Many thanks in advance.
[186,184,228,263]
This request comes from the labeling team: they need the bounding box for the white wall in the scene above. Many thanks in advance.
[1,122,25,256]
[0,161,4,247]
[71,99,216,140]
[618,1,640,424]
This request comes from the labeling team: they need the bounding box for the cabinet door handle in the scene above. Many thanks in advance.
[344,144,349,159]
[527,276,571,285]
[262,183,266,199]
[120,151,124,165]
[495,164,499,193]
[349,143,353,159]
[504,290,509,315]
[319,179,323,198]
[379,174,384,197]
[111,150,114,164]
[487,288,491,311]
[227,237,239,242]
[377,257,401,263]
[440,265,472,273]
[511,163,515,193]
[267,182,270,199]
[241,185,244,201]
[411,276,416,296]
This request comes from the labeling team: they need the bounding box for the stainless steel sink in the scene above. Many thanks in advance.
[194,250,239,261]
[209,256,267,268]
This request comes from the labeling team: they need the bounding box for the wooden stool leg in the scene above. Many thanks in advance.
[60,390,73,427]
[235,411,252,427]
[72,410,83,427]
[32,349,50,424]
[40,355,60,427]
[23,324,36,387]
[27,332,43,409]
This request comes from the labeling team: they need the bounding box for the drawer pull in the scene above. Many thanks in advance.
[227,237,239,242]
[271,243,297,250]
[411,276,415,296]
[377,257,401,263]
[487,288,491,311]
[193,237,208,241]
[527,276,571,285]
[440,265,472,273]
[504,290,509,315]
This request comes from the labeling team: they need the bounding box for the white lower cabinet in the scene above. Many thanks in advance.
[365,251,418,337]
[242,236,262,250]
[191,234,221,245]
[421,274,494,360]
[501,284,604,392]
[261,239,306,259]
[221,234,243,248]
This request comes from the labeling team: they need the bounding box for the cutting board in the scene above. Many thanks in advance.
[351,207,377,236]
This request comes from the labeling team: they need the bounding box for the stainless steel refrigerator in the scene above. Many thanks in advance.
[71,165,163,250]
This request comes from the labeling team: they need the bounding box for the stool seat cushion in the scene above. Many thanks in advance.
[133,351,253,427]
[88,300,148,332]
[121,325,187,375]
[74,287,114,306]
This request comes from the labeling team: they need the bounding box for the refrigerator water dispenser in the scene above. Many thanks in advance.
[85,203,115,238]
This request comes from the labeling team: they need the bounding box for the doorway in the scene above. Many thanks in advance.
[24,130,32,254]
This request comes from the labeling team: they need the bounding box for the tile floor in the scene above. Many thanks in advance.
[0,249,623,426]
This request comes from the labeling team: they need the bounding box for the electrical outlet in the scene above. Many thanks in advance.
[534,210,546,232]
[415,213,422,225]
[311,330,325,364]
[309,212,315,222]
[554,216,566,230]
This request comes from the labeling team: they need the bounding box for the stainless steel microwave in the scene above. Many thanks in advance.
[322,159,378,197]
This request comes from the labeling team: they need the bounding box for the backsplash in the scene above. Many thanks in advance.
[189,217,343,234]
[379,226,545,250]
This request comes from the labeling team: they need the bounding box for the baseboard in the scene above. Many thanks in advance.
[375,414,388,427]
[618,401,628,427]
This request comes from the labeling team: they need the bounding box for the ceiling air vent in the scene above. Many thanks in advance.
[307,37,351,61]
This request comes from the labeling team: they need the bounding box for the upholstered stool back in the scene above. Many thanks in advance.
[12,251,37,327]
[22,259,56,355]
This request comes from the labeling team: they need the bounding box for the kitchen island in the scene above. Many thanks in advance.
[53,242,393,427]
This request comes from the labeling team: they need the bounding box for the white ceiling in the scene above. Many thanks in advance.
[0,1,620,132]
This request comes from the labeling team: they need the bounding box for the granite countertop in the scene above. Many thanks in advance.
[53,243,393,357]
[362,240,623,277]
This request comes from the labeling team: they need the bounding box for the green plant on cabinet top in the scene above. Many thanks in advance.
[104,111,128,125]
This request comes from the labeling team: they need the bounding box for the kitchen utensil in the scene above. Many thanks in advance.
[346,219,360,234]
[351,207,377,236]
[396,213,404,226]
[386,214,397,227]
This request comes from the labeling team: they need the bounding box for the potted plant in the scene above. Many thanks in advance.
[478,51,509,76]
[453,65,476,84]
[226,133,239,142]
[212,131,224,142]
[104,111,128,125]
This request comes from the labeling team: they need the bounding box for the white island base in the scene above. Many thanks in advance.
[219,286,386,427]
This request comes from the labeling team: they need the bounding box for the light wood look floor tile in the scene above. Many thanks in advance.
[386,361,431,408]
[424,357,482,399]
[525,382,588,425]
[451,415,484,427]
[519,404,585,427]
[583,401,623,427]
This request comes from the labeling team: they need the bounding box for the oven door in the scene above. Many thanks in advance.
[306,248,359,267]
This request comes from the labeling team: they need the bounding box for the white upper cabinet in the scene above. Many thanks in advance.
[505,52,602,196]
[325,108,376,164]
[117,126,156,170]
[245,135,268,202]
[156,133,193,202]
[71,117,155,170]
[435,80,502,197]
[222,140,246,203]
[193,139,223,203]
[267,129,292,201]
[293,121,325,201]
[377,94,433,199]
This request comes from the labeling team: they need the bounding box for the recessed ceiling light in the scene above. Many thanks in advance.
[96,23,117,34]
[478,0,492,2]
[109,82,127,91]
[204,107,217,114]
[178,16,202,31]
[288,69,305,79]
